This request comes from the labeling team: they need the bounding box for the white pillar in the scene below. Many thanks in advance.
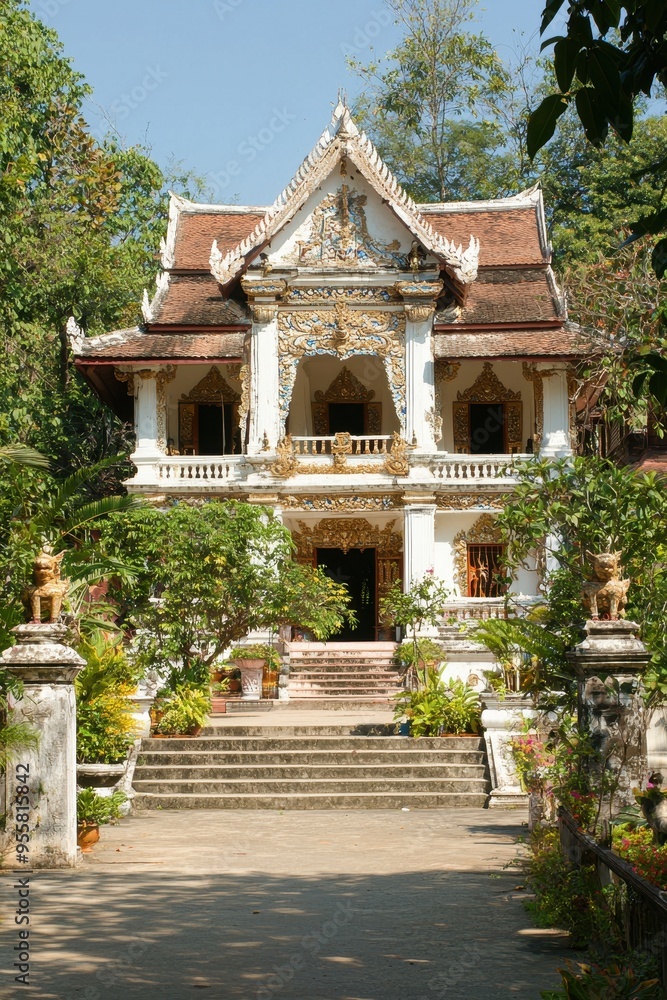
[403,502,436,586]
[1,625,85,868]
[540,363,571,458]
[130,369,161,484]
[405,316,436,452]
[248,313,281,455]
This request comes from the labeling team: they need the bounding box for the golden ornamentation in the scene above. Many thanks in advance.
[280,494,398,511]
[436,493,510,510]
[286,185,406,268]
[292,517,403,558]
[283,286,397,304]
[237,363,250,443]
[312,367,380,436]
[582,551,630,620]
[522,362,556,452]
[226,364,242,380]
[394,279,443,323]
[453,514,502,596]
[114,368,135,395]
[269,432,410,477]
[435,359,461,383]
[278,305,406,430]
[181,365,240,404]
[252,304,279,323]
[240,278,287,297]
[454,364,522,453]
[22,547,69,623]
[458,363,521,403]
[126,366,177,453]
[315,366,376,404]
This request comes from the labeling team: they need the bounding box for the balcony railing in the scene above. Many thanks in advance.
[441,598,509,621]
[429,454,528,481]
[291,435,392,456]
[155,456,246,482]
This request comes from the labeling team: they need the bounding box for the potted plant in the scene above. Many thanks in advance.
[395,638,446,673]
[153,684,211,736]
[393,668,481,737]
[380,573,450,677]
[230,644,279,701]
[76,690,137,786]
[210,678,230,715]
[77,788,126,852]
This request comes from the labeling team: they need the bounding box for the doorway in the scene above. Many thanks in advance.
[328,402,366,436]
[469,403,506,454]
[316,547,376,641]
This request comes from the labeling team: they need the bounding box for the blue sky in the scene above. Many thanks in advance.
[29,0,547,204]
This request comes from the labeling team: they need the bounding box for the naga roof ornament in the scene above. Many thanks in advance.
[209,102,480,289]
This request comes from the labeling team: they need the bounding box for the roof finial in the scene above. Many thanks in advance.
[337,88,348,108]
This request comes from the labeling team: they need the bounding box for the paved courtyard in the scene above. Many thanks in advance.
[1,808,570,999]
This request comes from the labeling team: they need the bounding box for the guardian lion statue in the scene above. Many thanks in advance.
[582,551,630,621]
[22,548,69,624]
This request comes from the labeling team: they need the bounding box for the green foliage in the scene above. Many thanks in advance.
[75,631,141,701]
[98,502,352,678]
[495,456,667,697]
[350,0,529,202]
[229,645,281,669]
[154,686,211,736]
[532,0,667,274]
[77,788,126,826]
[542,959,662,999]
[394,638,446,669]
[76,693,135,764]
[394,669,480,736]
[523,828,619,949]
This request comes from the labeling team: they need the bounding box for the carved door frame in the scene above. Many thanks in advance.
[453,363,523,454]
[311,366,382,436]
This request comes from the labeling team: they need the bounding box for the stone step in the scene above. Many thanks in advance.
[133,790,489,810]
[137,750,486,766]
[288,687,400,695]
[288,670,400,677]
[134,763,487,780]
[140,735,484,751]
[133,777,489,795]
[280,699,396,710]
[201,724,399,736]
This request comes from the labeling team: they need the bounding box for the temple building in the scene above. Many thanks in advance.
[71,103,595,649]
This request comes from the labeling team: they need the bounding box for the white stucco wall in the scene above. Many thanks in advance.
[288,355,400,437]
[434,512,539,598]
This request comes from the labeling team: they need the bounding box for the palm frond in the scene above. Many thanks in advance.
[0,721,39,770]
[0,445,50,469]
[30,457,129,533]
[58,494,145,536]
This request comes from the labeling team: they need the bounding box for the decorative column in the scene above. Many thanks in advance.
[567,620,650,817]
[116,366,176,484]
[403,495,436,586]
[1,624,85,868]
[481,693,535,809]
[241,278,286,455]
[524,362,571,458]
[396,280,442,453]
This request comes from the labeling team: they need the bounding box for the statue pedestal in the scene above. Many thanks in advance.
[1,624,84,868]
[567,620,650,818]
[481,694,535,809]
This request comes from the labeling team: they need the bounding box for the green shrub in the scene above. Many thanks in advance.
[394,669,480,736]
[522,829,619,949]
[394,638,446,669]
[541,958,662,999]
[77,788,126,825]
[229,644,281,669]
[155,685,211,735]
[76,692,135,763]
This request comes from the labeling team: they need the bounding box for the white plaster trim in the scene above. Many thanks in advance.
[209,102,480,288]
[142,269,170,324]
[546,266,567,320]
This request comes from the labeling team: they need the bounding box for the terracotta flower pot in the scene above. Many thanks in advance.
[77,823,100,853]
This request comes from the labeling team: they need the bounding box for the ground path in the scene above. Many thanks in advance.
[1,806,571,999]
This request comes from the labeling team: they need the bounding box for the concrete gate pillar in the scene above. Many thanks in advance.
[2,624,85,868]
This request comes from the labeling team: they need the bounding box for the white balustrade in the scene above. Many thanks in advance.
[155,456,245,482]
[291,435,391,457]
[430,454,529,481]
[442,599,509,621]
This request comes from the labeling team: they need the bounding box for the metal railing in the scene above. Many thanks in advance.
[559,808,667,984]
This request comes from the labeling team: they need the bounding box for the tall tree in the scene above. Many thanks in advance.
[0,2,200,472]
[350,0,529,201]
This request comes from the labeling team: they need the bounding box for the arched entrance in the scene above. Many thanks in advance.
[292,518,403,641]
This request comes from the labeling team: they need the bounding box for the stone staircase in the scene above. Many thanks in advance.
[286,641,401,707]
[132,725,490,809]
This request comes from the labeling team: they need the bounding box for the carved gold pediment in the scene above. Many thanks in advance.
[457,363,521,403]
[181,365,240,404]
[314,366,375,403]
[292,517,403,558]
